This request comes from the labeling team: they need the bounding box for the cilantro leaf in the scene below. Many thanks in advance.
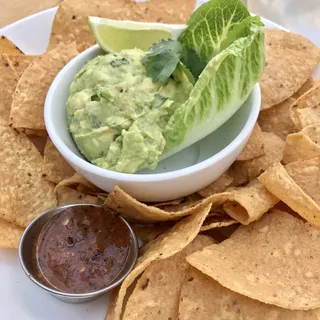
[142,39,182,83]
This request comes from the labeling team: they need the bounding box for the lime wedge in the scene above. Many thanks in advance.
[88,16,187,52]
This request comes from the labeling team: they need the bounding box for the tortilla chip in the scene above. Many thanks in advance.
[0,53,33,123]
[104,186,228,223]
[123,235,214,320]
[106,176,275,226]
[0,36,22,54]
[293,78,315,99]
[236,124,265,161]
[258,98,297,140]
[0,121,56,227]
[49,0,196,52]
[55,172,102,195]
[9,42,79,131]
[283,130,320,164]
[56,186,101,206]
[223,179,279,225]
[259,160,320,227]
[42,138,75,184]
[7,54,35,76]
[229,132,285,186]
[0,55,19,123]
[187,210,320,310]
[0,218,24,249]
[290,80,320,130]
[260,29,320,110]
[179,267,320,320]
[110,203,211,320]
[197,172,234,197]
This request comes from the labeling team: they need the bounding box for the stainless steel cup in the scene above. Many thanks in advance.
[18,203,139,304]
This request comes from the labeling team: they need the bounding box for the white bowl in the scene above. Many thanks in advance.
[44,44,261,202]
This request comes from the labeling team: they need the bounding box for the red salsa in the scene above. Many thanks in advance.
[33,206,131,294]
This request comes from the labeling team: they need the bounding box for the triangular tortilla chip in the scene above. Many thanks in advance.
[49,0,196,52]
[259,159,320,227]
[0,120,56,227]
[187,210,320,310]
[10,42,78,131]
[260,29,320,110]
[122,236,214,320]
[109,204,211,320]
[179,267,320,320]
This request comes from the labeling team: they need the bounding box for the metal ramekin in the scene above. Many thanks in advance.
[18,203,138,304]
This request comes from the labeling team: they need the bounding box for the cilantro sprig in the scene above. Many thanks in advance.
[142,40,182,83]
[142,38,206,84]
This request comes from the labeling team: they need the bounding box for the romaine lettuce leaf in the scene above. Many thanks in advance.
[179,0,251,63]
[163,21,265,157]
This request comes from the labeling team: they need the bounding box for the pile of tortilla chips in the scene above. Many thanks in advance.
[1,0,320,319]
[101,15,320,320]
[0,0,197,249]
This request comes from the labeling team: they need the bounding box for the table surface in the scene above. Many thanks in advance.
[0,0,61,27]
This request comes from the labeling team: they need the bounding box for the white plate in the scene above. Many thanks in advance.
[0,5,319,320]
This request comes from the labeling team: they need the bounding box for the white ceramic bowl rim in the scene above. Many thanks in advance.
[45,44,261,183]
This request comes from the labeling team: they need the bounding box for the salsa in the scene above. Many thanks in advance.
[34,205,131,294]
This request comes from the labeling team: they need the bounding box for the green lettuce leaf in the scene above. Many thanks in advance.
[220,15,264,51]
[163,21,265,156]
[179,0,251,63]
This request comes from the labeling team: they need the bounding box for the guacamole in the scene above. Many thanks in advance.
[67,49,192,173]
